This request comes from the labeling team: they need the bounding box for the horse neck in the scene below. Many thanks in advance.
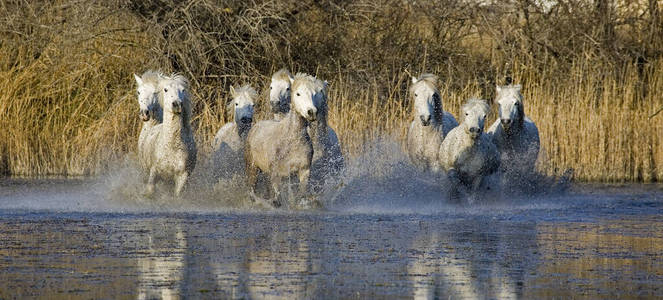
[142,118,160,130]
[414,116,443,136]
[162,110,191,143]
[505,109,525,138]
[236,122,251,140]
[431,114,444,131]
[310,112,329,142]
[283,110,308,137]
[152,106,163,124]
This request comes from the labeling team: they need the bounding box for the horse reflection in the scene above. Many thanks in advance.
[136,222,187,300]
[407,222,536,299]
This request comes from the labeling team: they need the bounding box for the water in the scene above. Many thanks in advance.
[1,178,663,299]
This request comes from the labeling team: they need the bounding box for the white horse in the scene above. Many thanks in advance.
[439,99,499,202]
[143,74,197,197]
[307,79,344,192]
[487,84,540,182]
[406,74,458,173]
[269,68,294,121]
[245,73,321,208]
[134,71,164,173]
[211,85,256,178]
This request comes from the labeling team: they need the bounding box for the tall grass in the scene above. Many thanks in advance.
[0,0,661,181]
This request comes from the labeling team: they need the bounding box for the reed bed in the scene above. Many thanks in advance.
[0,0,661,181]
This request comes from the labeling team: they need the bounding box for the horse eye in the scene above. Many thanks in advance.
[296,93,300,96]
[286,88,290,91]
[235,103,238,106]
[465,113,468,116]
[414,93,418,97]
[164,88,168,93]
[270,86,273,90]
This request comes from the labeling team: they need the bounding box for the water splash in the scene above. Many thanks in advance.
[0,136,584,215]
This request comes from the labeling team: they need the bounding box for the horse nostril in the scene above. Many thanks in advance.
[470,127,480,133]
[501,119,511,125]
[307,109,315,118]
[140,109,150,120]
[241,117,252,124]
[420,115,431,125]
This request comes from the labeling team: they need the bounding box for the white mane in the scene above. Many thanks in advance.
[233,84,258,100]
[272,68,292,81]
[140,70,164,87]
[461,98,490,117]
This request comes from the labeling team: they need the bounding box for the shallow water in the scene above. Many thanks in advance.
[1,179,663,299]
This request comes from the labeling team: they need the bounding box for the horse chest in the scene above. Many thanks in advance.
[224,131,244,152]
[410,124,442,162]
[455,147,485,177]
[271,136,312,173]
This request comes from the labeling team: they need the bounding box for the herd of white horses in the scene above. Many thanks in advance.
[133,69,540,208]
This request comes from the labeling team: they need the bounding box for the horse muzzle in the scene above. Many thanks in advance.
[240,116,252,125]
[468,127,481,139]
[420,115,431,126]
[501,118,512,129]
[306,108,317,122]
[171,101,182,114]
[270,101,281,113]
[140,110,150,122]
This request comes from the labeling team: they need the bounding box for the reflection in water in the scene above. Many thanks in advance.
[246,230,316,299]
[529,218,663,298]
[408,233,481,299]
[1,193,663,299]
[136,222,186,300]
[406,221,537,300]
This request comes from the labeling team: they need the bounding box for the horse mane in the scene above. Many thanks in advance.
[411,73,440,93]
[416,73,438,86]
[462,98,490,116]
[164,73,189,89]
[272,68,292,82]
[292,73,325,93]
[140,70,164,86]
[234,84,258,100]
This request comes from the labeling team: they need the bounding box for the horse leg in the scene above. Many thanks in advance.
[270,174,283,208]
[468,176,484,205]
[245,163,269,207]
[447,169,463,203]
[297,168,314,209]
[174,172,189,197]
[145,167,156,197]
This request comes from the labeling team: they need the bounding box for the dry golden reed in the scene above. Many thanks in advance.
[0,0,662,182]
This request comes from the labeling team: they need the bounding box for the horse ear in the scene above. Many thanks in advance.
[229,85,236,98]
[411,76,418,84]
[134,74,143,86]
[513,84,522,91]
[323,80,329,89]
[288,73,295,83]
[495,84,502,93]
